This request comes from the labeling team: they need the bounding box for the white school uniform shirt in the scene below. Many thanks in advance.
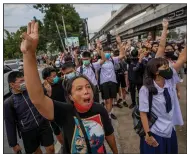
[77,61,101,86]
[139,67,183,138]
[99,57,119,85]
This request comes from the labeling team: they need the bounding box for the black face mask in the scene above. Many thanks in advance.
[159,68,173,79]
[164,51,174,58]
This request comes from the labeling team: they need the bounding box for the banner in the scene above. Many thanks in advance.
[64,37,79,47]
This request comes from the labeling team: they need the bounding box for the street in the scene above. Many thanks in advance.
[4,67,186,153]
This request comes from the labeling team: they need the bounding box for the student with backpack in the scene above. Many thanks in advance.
[99,36,127,120]
[77,44,106,103]
[138,52,186,153]
[4,71,54,154]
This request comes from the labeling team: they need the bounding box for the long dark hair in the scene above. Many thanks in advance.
[64,75,95,104]
[143,57,169,94]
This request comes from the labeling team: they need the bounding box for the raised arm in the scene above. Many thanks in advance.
[156,19,169,58]
[173,46,187,72]
[116,35,126,60]
[96,40,106,65]
[73,50,80,68]
[21,21,54,120]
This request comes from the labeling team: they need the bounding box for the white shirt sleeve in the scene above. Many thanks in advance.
[92,61,101,71]
[111,57,119,64]
[139,86,149,112]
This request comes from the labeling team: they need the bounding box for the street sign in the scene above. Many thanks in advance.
[64,37,80,47]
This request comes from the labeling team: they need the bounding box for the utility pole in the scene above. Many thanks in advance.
[85,18,90,48]
[55,21,65,52]
[62,15,70,52]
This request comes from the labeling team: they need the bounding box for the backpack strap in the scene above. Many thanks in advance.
[148,92,153,118]
[110,57,114,65]
[80,66,83,74]
[73,108,92,153]
[80,64,97,81]
[90,63,96,74]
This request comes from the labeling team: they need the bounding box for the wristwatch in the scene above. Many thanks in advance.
[147,131,152,137]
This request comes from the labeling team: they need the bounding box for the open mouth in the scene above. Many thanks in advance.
[83,98,91,104]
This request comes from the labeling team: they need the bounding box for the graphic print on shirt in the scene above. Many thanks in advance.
[71,114,105,154]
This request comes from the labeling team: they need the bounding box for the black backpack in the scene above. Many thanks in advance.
[132,91,158,137]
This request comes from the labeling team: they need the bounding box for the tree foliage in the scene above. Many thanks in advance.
[4,4,85,59]
[33,4,85,52]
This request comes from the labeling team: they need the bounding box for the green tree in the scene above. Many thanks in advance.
[4,29,23,59]
[33,4,86,51]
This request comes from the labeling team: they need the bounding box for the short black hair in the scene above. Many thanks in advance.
[61,62,75,71]
[42,67,56,80]
[65,75,95,103]
[113,49,119,56]
[8,71,24,83]
[82,51,91,58]
[64,55,73,62]
[165,43,175,51]
[131,48,138,57]
[103,46,111,52]
[151,41,159,48]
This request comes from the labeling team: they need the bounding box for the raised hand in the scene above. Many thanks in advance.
[116,35,122,44]
[96,40,102,49]
[162,18,169,29]
[20,20,39,54]
[43,80,52,97]
[138,52,145,62]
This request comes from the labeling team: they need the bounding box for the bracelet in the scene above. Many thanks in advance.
[147,131,152,137]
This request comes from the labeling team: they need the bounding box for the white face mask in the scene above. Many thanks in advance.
[93,51,97,56]
[111,53,114,57]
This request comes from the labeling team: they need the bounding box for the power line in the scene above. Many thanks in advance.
[25,4,34,11]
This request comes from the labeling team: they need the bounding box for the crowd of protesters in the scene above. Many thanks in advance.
[4,18,186,154]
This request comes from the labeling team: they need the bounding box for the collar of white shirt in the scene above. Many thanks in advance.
[153,80,170,93]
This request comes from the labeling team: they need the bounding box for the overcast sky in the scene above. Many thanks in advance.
[4,4,123,38]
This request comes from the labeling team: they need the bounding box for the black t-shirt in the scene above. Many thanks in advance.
[51,81,66,102]
[53,101,114,154]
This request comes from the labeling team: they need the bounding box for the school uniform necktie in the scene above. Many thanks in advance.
[163,88,172,113]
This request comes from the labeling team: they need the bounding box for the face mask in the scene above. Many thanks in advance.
[165,51,174,58]
[74,101,93,113]
[19,82,26,92]
[65,72,76,79]
[93,51,97,55]
[83,60,90,66]
[53,76,60,84]
[105,53,111,59]
[111,53,114,57]
[159,68,173,79]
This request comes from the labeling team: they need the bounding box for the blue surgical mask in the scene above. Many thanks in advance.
[19,82,26,92]
[105,53,111,59]
[65,72,76,79]
[53,76,60,84]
